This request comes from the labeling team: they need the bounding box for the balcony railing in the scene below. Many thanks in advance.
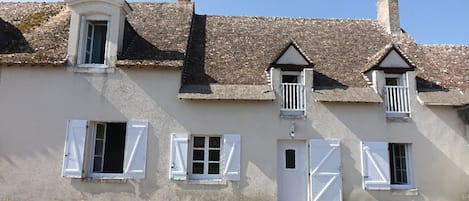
[384,86,410,114]
[281,83,305,112]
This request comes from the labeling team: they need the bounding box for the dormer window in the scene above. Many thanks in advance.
[384,74,410,117]
[365,44,416,119]
[281,71,305,115]
[65,0,132,70]
[84,21,107,65]
[269,41,314,117]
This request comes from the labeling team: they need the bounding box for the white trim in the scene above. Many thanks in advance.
[189,135,223,180]
[77,15,111,67]
[390,143,414,190]
[87,121,127,179]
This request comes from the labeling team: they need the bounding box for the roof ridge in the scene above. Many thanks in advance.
[197,14,376,22]
[419,44,469,48]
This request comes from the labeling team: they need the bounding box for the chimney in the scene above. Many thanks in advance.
[178,0,190,3]
[377,0,401,35]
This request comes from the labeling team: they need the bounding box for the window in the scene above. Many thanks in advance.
[84,21,107,64]
[389,143,411,186]
[170,134,241,181]
[285,149,296,169]
[89,122,126,176]
[190,136,222,179]
[384,74,410,116]
[62,120,148,179]
[361,141,413,190]
[281,71,305,115]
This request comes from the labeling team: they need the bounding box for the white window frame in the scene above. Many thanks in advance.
[62,119,148,180]
[361,141,414,191]
[281,71,304,84]
[77,15,110,68]
[389,143,413,190]
[189,135,223,180]
[280,70,305,116]
[385,73,406,87]
[87,122,126,179]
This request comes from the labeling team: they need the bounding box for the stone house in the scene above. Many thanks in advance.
[0,0,468,200]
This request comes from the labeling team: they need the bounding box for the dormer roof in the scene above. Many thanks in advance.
[0,2,193,67]
[363,43,416,73]
[270,40,314,71]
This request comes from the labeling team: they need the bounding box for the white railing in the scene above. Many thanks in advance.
[281,83,305,111]
[384,86,410,114]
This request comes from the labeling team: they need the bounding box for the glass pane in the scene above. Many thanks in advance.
[194,137,205,148]
[91,24,107,64]
[93,157,102,172]
[209,137,220,148]
[192,162,204,174]
[285,149,295,169]
[209,150,220,161]
[94,140,104,156]
[193,150,204,161]
[208,163,219,174]
[386,78,399,86]
[282,75,299,83]
[96,124,105,139]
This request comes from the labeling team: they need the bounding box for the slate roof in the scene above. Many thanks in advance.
[0,2,468,104]
[181,14,392,87]
[0,2,193,67]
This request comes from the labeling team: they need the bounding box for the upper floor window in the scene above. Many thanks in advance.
[84,21,107,65]
[384,74,410,117]
[281,71,305,116]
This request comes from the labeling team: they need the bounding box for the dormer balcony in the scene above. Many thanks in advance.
[281,83,305,115]
[384,85,410,116]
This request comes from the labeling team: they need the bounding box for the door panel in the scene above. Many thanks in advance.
[309,139,342,201]
[277,140,308,201]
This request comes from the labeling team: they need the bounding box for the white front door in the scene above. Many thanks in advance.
[277,140,308,201]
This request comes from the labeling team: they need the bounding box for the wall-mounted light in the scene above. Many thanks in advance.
[289,121,296,139]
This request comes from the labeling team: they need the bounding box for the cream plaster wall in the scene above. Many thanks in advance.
[0,66,468,201]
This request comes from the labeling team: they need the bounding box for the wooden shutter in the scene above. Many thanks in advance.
[361,141,390,190]
[123,120,148,179]
[309,139,342,201]
[62,120,87,178]
[170,133,188,180]
[222,134,241,181]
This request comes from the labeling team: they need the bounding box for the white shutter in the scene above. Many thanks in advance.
[170,133,188,180]
[62,120,87,178]
[123,120,148,179]
[309,139,342,201]
[361,141,390,190]
[223,134,241,181]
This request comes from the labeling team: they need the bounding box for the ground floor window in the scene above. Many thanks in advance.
[90,122,126,175]
[190,136,222,179]
[62,119,148,179]
[362,141,413,190]
[170,134,240,181]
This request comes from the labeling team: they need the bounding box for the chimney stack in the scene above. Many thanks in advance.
[377,0,401,35]
[178,0,190,3]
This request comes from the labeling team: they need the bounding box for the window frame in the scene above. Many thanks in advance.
[87,121,127,179]
[77,15,110,68]
[188,135,223,180]
[384,73,406,86]
[389,143,413,190]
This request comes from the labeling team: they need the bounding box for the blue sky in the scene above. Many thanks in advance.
[4,0,468,45]
[167,0,469,45]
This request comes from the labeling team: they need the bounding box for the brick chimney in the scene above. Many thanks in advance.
[178,0,190,3]
[377,0,401,35]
